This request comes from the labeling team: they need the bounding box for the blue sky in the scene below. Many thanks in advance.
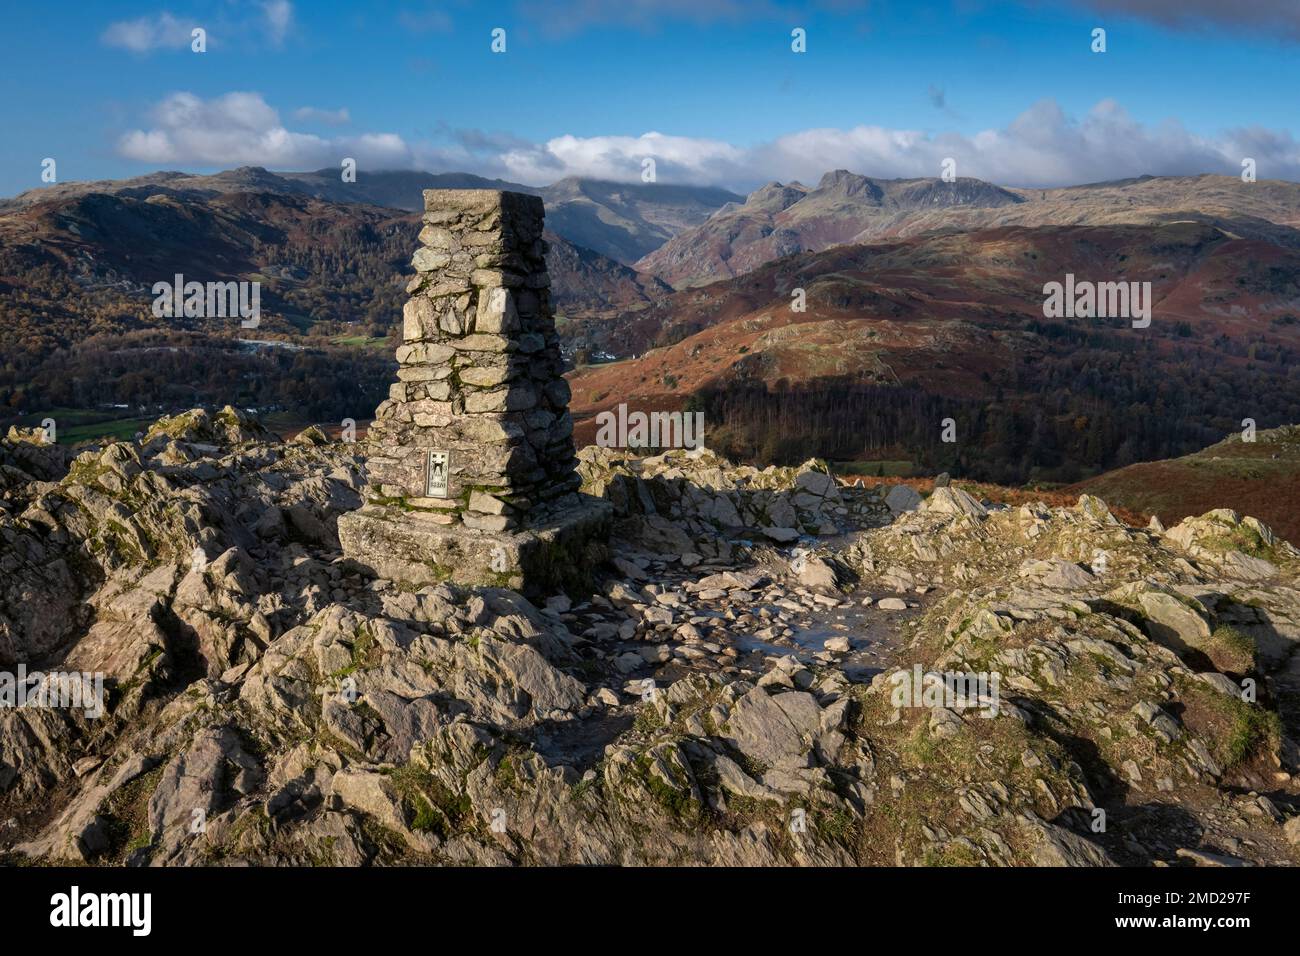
[2,0,1297,197]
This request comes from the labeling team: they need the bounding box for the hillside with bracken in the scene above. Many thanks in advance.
[570,220,1300,485]
[0,182,669,425]
[1072,425,1300,545]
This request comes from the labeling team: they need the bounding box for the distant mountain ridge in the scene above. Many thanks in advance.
[0,186,670,334]
[0,167,527,214]
[13,167,1300,289]
[637,170,1300,288]
[538,177,744,263]
[1,167,742,267]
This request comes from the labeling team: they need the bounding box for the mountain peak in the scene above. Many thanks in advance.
[745,181,810,212]
[816,169,872,191]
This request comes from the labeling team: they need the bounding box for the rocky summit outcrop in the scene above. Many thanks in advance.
[2,419,1299,867]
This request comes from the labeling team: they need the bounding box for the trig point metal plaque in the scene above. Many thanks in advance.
[425,450,449,498]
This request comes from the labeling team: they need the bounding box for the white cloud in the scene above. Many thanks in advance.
[118,92,409,169]
[102,2,294,53]
[262,0,294,45]
[484,100,1300,188]
[293,106,351,126]
[101,12,197,52]
[115,93,1300,188]
[496,132,750,185]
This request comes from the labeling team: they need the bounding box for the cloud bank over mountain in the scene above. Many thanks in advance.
[116,91,1300,188]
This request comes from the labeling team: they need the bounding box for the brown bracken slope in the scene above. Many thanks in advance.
[570,220,1300,484]
[1071,425,1300,546]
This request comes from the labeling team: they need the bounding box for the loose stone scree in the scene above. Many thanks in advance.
[338,189,610,595]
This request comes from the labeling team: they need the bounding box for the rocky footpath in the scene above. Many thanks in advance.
[2,417,1299,866]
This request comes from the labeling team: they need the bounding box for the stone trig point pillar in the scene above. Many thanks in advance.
[338,189,610,595]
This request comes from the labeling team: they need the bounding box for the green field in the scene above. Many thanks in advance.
[332,335,389,349]
[16,409,157,445]
[58,418,156,444]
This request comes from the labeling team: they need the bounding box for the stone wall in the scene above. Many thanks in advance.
[365,189,580,531]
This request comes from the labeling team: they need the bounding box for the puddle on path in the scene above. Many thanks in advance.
[733,586,939,682]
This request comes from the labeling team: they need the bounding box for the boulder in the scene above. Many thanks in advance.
[722,688,820,771]
[884,484,923,515]
[922,487,987,518]
[1138,590,1212,652]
